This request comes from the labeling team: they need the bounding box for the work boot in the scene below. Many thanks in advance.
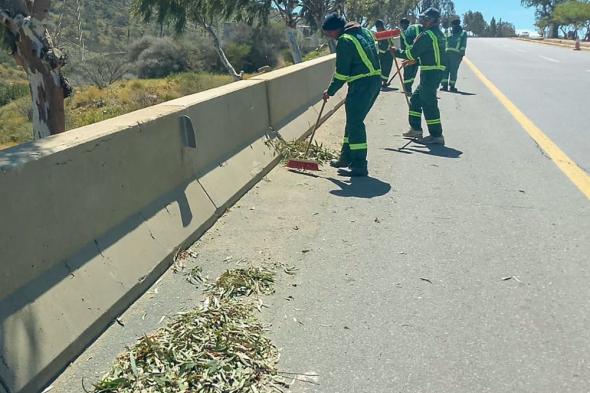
[403,128,423,139]
[450,86,458,93]
[418,135,445,146]
[330,158,351,168]
[440,85,448,91]
[338,167,369,177]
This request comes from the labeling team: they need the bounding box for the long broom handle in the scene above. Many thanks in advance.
[387,68,400,86]
[304,99,328,158]
[393,55,411,108]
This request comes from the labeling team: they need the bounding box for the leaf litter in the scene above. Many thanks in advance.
[269,138,336,164]
[93,265,289,392]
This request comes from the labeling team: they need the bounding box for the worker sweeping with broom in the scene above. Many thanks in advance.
[391,8,447,146]
[375,19,394,89]
[322,13,381,177]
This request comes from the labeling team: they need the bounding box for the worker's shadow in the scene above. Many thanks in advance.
[452,91,477,96]
[385,142,463,158]
[328,176,392,199]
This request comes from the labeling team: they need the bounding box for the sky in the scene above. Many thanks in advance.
[454,0,538,32]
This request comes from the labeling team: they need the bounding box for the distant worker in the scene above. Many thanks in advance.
[399,17,423,95]
[392,8,447,145]
[322,13,381,177]
[441,18,467,92]
[375,19,394,89]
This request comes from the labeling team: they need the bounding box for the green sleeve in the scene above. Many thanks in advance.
[327,39,353,96]
[460,33,467,56]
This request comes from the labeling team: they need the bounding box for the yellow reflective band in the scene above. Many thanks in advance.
[447,48,461,53]
[349,143,368,150]
[406,49,415,61]
[426,119,441,125]
[381,75,389,80]
[343,137,349,144]
[409,111,422,117]
[460,47,466,50]
[341,34,378,74]
[441,79,449,82]
[426,31,441,67]
[421,65,446,71]
[340,33,381,83]
[334,73,349,81]
[404,78,415,83]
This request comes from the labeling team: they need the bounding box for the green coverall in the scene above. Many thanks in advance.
[377,37,395,84]
[400,24,423,94]
[327,23,381,170]
[442,28,467,89]
[396,27,447,138]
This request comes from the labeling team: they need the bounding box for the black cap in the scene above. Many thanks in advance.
[375,19,385,29]
[420,7,441,20]
[400,18,410,25]
[322,13,346,31]
[451,17,461,26]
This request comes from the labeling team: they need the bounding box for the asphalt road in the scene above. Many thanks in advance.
[466,38,590,173]
[52,39,590,393]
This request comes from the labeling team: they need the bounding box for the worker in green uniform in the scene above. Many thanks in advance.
[400,17,423,95]
[322,13,381,177]
[392,8,447,145]
[441,18,467,92]
[375,19,394,89]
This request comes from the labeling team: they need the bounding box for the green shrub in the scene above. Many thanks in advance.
[0,82,28,106]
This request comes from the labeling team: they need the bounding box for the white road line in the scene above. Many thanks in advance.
[539,55,560,63]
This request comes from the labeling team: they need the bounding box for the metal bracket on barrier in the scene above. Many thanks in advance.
[180,115,197,149]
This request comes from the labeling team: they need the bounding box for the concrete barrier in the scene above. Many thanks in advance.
[0,55,343,393]
[252,55,346,141]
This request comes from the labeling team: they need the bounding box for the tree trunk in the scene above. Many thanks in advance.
[286,26,303,64]
[203,23,242,81]
[2,4,68,139]
[550,24,560,39]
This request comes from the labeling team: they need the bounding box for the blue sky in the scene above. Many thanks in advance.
[454,0,537,32]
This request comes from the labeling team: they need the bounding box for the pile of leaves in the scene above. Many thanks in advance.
[272,139,337,164]
[212,267,275,298]
[93,267,286,393]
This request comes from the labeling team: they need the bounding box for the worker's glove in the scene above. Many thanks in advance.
[402,60,416,67]
[322,90,330,101]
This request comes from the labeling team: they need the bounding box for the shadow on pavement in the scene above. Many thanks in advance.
[381,86,399,92]
[328,176,392,199]
[454,91,477,96]
[385,143,463,158]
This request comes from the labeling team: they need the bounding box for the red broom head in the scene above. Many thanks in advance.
[286,159,320,172]
[375,29,401,40]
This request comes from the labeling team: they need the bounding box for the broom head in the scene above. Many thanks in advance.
[286,159,320,171]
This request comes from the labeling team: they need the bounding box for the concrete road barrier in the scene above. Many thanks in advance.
[0,55,343,393]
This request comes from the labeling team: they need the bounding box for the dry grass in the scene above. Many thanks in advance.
[0,72,234,148]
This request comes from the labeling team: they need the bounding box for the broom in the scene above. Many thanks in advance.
[286,99,327,172]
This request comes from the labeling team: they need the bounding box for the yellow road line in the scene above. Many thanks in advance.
[464,56,590,200]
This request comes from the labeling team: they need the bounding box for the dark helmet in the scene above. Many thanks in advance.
[420,7,441,21]
[322,13,346,31]
[375,19,385,29]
